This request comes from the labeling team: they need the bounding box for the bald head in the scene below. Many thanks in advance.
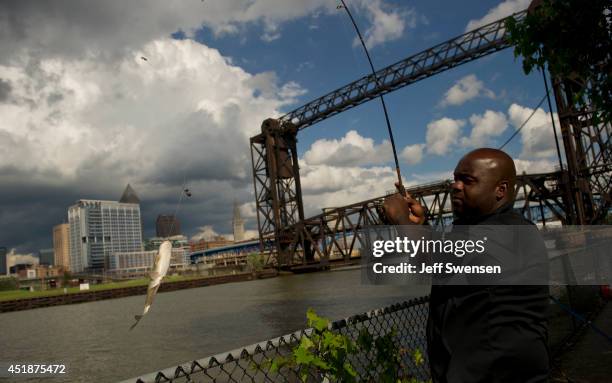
[462,148,517,187]
[451,148,516,218]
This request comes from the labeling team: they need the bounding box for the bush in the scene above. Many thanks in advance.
[247,253,265,273]
[269,309,427,383]
[0,276,19,291]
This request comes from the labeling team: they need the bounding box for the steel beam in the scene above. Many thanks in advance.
[278,12,525,130]
[260,170,581,267]
[552,77,612,224]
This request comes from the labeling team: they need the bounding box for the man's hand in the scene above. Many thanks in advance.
[382,182,426,225]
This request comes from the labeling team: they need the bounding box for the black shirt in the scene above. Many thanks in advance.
[427,203,550,383]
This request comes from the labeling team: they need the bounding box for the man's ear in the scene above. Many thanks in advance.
[496,180,509,200]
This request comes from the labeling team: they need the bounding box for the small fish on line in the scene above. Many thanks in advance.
[130,240,172,330]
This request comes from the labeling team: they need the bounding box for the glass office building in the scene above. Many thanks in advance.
[68,185,143,272]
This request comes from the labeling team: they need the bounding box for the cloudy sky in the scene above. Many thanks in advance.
[0,0,563,256]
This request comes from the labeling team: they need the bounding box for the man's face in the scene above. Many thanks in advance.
[451,156,499,218]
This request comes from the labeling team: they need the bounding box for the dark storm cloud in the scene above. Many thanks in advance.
[0,168,81,252]
[139,183,255,240]
[148,111,253,185]
[0,0,220,65]
[46,92,63,105]
[0,79,11,102]
[0,162,256,253]
[0,0,152,62]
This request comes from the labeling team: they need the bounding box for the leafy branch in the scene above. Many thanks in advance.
[506,0,611,123]
[269,309,428,382]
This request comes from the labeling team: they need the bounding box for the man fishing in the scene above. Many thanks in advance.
[383,148,549,382]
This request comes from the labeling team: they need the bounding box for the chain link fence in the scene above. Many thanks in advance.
[548,284,608,356]
[119,296,430,383]
[120,288,606,383]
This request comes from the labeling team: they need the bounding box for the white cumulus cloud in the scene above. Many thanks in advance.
[426,118,465,155]
[400,143,425,165]
[513,158,557,174]
[303,130,392,167]
[299,163,398,214]
[440,74,495,107]
[465,0,530,32]
[461,110,508,148]
[357,0,417,49]
[508,103,561,159]
[0,38,304,181]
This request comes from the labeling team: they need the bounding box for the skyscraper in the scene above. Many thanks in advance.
[68,184,143,272]
[38,248,54,266]
[0,247,7,276]
[53,223,71,271]
[156,214,181,238]
[233,201,245,242]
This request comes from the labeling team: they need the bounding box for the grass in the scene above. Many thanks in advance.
[0,274,205,302]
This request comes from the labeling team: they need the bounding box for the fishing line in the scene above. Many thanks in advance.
[541,66,564,171]
[167,175,188,239]
[498,91,549,150]
[337,6,367,74]
[338,0,406,195]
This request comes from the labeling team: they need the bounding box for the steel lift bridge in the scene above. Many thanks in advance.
[249,10,611,270]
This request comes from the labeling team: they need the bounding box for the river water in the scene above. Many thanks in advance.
[0,268,429,382]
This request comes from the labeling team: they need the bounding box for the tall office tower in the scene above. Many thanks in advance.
[156,214,181,238]
[232,201,245,242]
[68,184,143,272]
[53,223,71,271]
[38,248,54,266]
[0,247,7,275]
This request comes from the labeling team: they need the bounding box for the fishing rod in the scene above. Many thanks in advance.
[338,0,406,196]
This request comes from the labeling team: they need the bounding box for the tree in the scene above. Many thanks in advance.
[246,252,265,275]
[62,271,72,287]
[506,0,611,123]
[0,276,19,291]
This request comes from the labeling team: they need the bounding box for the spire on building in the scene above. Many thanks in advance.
[232,200,245,242]
[119,184,140,204]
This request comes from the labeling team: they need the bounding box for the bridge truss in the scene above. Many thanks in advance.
[250,11,611,268]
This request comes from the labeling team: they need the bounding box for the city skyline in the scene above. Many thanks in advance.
[2,190,248,267]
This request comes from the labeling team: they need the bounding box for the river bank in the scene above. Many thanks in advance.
[0,270,277,313]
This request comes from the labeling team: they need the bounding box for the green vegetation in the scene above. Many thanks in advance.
[0,276,19,291]
[506,0,611,123]
[247,252,265,274]
[268,309,427,383]
[62,271,72,286]
[0,274,203,302]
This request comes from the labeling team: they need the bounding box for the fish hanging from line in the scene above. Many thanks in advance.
[130,240,172,330]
